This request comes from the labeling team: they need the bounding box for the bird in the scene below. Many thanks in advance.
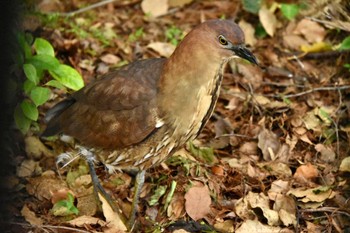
[42,19,258,230]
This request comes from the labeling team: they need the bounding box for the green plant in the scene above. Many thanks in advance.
[14,33,84,134]
[338,36,350,71]
[128,27,144,42]
[165,26,184,46]
[241,0,301,38]
[51,193,79,216]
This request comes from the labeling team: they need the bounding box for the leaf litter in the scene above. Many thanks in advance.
[4,0,350,232]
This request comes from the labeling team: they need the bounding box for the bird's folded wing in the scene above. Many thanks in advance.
[43,58,166,149]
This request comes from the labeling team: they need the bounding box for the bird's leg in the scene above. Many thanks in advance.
[127,170,146,230]
[81,148,127,225]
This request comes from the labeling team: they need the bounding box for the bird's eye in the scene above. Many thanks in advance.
[218,35,228,45]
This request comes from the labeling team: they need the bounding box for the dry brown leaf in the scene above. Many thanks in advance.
[239,141,258,155]
[294,19,326,43]
[214,219,234,233]
[236,219,282,233]
[306,221,323,233]
[17,159,42,178]
[294,163,318,181]
[168,0,193,7]
[236,63,263,88]
[167,193,185,220]
[147,42,176,57]
[259,162,292,177]
[51,188,75,204]
[259,5,278,36]
[100,54,121,65]
[236,192,279,226]
[238,20,257,46]
[184,185,211,221]
[99,193,127,232]
[77,193,98,216]
[339,156,350,172]
[314,144,336,162]
[268,180,290,200]
[141,0,168,17]
[67,215,106,228]
[258,128,281,161]
[25,136,53,159]
[288,186,336,203]
[283,34,309,50]
[26,173,67,201]
[273,196,296,226]
[21,204,43,226]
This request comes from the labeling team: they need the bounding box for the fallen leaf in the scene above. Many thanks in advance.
[238,20,257,46]
[294,19,326,43]
[258,128,281,161]
[26,174,67,202]
[314,144,335,162]
[283,34,309,50]
[259,5,278,36]
[274,196,297,226]
[239,141,258,155]
[167,193,185,220]
[288,186,336,203]
[51,188,75,204]
[339,157,350,172]
[236,192,279,226]
[68,215,106,227]
[184,185,211,221]
[268,180,290,200]
[147,42,176,57]
[100,54,121,65]
[17,159,42,177]
[141,0,168,17]
[294,163,318,181]
[21,204,43,226]
[25,136,54,159]
[214,219,234,233]
[99,193,127,232]
[168,0,193,7]
[300,42,332,53]
[236,219,283,233]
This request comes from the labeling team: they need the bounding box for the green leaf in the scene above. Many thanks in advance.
[281,3,299,20]
[34,38,55,56]
[14,105,32,134]
[30,86,51,106]
[51,193,79,216]
[23,63,39,85]
[255,23,267,38]
[242,0,261,14]
[189,142,217,165]
[148,185,167,206]
[339,36,350,51]
[45,80,66,90]
[49,64,84,91]
[23,79,36,95]
[20,100,38,121]
[26,54,60,71]
[17,32,33,59]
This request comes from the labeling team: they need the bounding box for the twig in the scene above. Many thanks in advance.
[10,222,91,233]
[55,0,141,17]
[280,85,350,98]
[300,207,350,218]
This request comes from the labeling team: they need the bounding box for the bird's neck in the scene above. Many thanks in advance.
[158,42,227,142]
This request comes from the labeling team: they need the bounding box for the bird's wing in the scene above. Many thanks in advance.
[42,58,166,149]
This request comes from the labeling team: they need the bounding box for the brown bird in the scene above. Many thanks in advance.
[42,19,257,229]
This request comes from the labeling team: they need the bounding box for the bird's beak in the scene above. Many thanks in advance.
[231,45,258,65]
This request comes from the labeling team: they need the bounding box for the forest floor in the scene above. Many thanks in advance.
[3,0,350,232]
